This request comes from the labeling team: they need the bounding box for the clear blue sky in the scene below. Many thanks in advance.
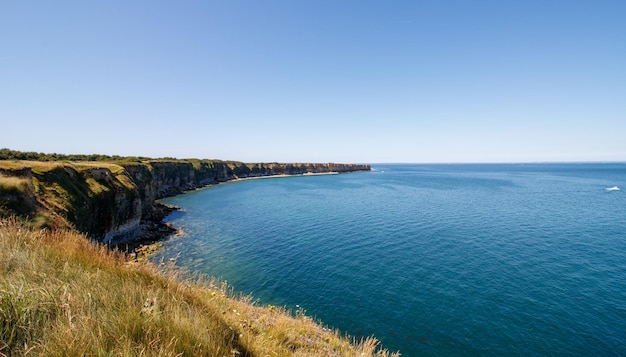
[1,1,625,163]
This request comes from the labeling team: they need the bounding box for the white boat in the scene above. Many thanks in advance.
[605,186,620,191]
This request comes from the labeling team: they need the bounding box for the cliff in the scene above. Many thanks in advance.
[0,159,370,246]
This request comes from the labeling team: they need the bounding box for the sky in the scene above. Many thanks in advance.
[1,1,625,163]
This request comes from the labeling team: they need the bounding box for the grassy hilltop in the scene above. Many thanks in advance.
[0,150,390,356]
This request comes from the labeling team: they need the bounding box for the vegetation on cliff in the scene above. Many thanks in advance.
[0,160,139,237]
[0,151,386,355]
[0,151,370,245]
[0,148,157,163]
[0,218,396,356]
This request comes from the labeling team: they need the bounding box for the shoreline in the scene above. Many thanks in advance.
[127,170,352,257]
[0,155,370,256]
[229,171,340,182]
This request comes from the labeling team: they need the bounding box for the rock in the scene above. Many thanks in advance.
[0,160,371,250]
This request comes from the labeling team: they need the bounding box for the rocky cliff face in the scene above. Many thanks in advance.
[0,160,370,246]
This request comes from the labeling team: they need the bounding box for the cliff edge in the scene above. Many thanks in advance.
[0,158,370,246]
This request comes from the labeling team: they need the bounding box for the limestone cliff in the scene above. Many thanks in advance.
[0,160,370,246]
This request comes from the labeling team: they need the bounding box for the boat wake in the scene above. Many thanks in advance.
[605,186,620,192]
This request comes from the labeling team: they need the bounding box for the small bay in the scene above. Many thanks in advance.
[153,163,626,355]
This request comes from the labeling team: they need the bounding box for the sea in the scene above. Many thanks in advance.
[152,163,626,356]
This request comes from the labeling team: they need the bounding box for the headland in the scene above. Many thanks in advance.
[0,149,395,356]
[0,149,370,249]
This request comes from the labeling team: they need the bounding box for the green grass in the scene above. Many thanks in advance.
[0,218,397,356]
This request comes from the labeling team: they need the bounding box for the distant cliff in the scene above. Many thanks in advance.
[0,159,370,246]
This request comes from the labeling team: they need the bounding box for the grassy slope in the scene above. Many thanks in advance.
[0,161,135,232]
[0,218,397,356]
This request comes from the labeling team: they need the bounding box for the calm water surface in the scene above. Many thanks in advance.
[153,164,626,356]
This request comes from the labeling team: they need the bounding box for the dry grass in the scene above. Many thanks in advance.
[0,176,30,194]
[73,162,126,175]
[0,218,398,356]
[0,161,33,170]
[0,161,123,174]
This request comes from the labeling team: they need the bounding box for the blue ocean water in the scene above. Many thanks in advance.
[153,164,626,356]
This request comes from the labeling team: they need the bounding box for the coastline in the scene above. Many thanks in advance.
[0,153,397,355]
[0,216,397,356]
[0,154,370,255]
[128,170,352,257]
[229,171,340,183]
